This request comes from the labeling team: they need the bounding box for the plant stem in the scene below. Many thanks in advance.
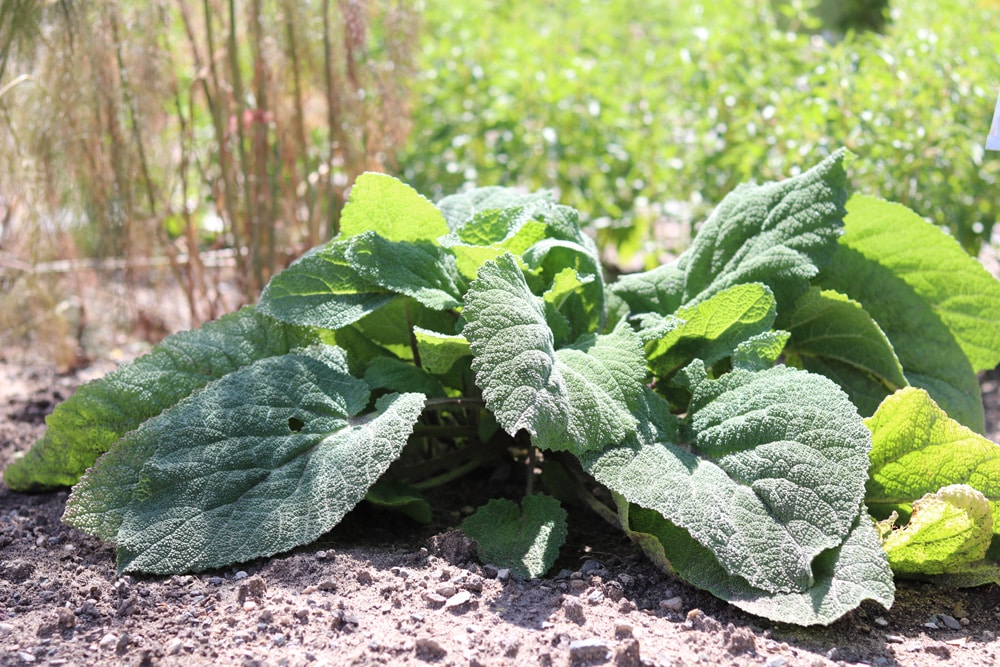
[411,453,493,491]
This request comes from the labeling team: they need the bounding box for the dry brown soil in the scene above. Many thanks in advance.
[2,358,1000,667]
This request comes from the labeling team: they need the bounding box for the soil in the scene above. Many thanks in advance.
[2,359,1000,667]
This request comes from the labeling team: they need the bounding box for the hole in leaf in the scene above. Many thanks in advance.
[288,417,305,432]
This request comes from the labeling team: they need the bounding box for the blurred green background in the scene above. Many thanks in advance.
[1,0,998,364]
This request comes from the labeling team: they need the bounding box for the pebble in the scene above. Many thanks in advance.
[562,597,586,624]
[423,592,447,606]
[233,571,249,581]
[874,616,889,627]
[436,584,458,598]
[0,623,14,637]
[462,575,484,593]
[496,568,510,581]
[615,639,641,667]
[615,622,634,638]
[98,633,118,651]
[167,638,184,655]
[660,596,684,612]
[586,590,605,605]
[57,608,76,628]
[444,591,472,610]
[580,559,603,574]
[17,652,36,664]
[415,637,447,659]
[939,614,963,630]
[568,638,610,662]
[765,657,787,667]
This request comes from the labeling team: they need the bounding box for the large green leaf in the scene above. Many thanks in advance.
[642,283,776,378]
[4,307,326,491]
[64,345,425,574]
[818,195,1000,432]
[257,240,395,330]
[584,364,872,594]
[339,172,449,242]
[834,196,1000,371]
[346,232,464,310]
[412,327,471,376]
[865,387,1000,529]
[677,149,848,309]
[462,494,568,579]
[436,186,553,231]
[624,503,893,626]
[523,239,606,340]
[461,254,645,454]
[607,263,685,318]
[880,485,993,576]
[785,287,907,416]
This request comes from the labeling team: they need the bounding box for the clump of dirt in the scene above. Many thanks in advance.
[2,358,1000,666]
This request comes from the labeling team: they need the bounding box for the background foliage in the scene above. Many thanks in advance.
[1,0,999,357]
[403,0,1000,260]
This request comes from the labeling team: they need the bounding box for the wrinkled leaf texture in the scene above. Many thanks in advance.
[4,307,326,491]
[64,346,425,574]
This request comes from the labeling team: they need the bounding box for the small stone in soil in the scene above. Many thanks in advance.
[765,657,787,667]
[569,638,610,663]
[615,639,641,667]
[57,608,76,628]
[444,590,472,610]
[436,583,458,598]
[562,597,586,625]
[660,596,684,612]
[98,633,118,651]
[723,623,757,656]
[423,592,447,606]
[415,637,447,659]
[615,622,633,638]
[939,614,963,630]
[874,616,889,627]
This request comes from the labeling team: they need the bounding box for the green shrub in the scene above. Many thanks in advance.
[403,0,1000,257]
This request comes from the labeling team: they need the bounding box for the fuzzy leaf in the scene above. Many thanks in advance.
[584,364,872,594]
[785,288,907,416]
[4,307,327,491]
[732,331,790,372]
[413,327,471,375]
[365,478,432,524]
[677,150,848,309]
[881,485,993,575]
[462,494,567,579]
[865,387,1000,532]
[643,283,776,378]
[462,255,645,454]
[64,346,425,574]
[363,357,446,397]
[258,241,395,330]
[437,186,553,231]
[346,232,464,310]
[340,172,449,242]
[624,503,893,626]
[607,263,685,317]
[523,239,605,339]
[818,195,1000,431]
